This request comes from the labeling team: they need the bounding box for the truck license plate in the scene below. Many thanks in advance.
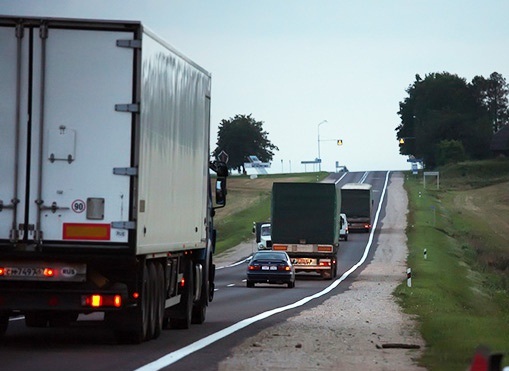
[294,258,317,266]
[3,267,45,277]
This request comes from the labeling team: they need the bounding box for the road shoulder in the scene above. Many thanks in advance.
[218,172,426,371]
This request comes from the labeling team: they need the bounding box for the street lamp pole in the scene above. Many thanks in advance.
[317,120,327,172]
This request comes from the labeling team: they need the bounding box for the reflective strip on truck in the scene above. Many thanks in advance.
[62,223,111,240]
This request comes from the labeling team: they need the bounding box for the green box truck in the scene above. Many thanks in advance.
[270,182,340,280]
[340,183,373,232]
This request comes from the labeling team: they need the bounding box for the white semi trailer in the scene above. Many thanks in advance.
[0,15,228,343]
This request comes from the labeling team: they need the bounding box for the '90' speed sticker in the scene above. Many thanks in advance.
[71,199,86,213]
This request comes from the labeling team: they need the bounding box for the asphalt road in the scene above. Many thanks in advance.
[0,170,392,371]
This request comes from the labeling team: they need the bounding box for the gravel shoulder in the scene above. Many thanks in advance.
[215,172,427,371]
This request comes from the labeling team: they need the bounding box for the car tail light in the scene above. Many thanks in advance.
[248,264,261,271]
[278,264,291,271]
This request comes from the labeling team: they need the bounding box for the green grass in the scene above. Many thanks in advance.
[396,163,509,370]
[439,158,509,189]
[215,162,509,370]
[215,195,271,254]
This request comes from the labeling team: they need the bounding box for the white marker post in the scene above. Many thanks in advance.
[407,268,412,287]
[424,248,427,260]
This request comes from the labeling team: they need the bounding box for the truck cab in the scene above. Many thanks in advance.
[254,222,272,250]
[258,223,272,250]
[339,213,349,241]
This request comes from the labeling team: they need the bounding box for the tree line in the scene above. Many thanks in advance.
[396,72,509,168]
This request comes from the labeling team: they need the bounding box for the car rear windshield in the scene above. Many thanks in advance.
[253,253,286,261]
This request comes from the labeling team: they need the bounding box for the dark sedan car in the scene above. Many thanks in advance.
[246,251,295,288]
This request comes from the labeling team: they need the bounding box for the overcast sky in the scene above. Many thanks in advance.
[2,1,508,173]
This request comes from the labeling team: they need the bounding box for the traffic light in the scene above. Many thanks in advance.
[337,139,343,146]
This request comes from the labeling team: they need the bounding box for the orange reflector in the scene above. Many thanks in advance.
[273,244,288,251]
[63,223,111,240]
[317,245,333,252]
[113,295,122,308]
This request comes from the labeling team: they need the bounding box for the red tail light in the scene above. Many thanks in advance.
[82,294,122,308]
[248,264,261,271]
[43,268,55,277]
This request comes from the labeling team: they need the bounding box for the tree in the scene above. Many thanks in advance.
[471,72,509,133]
[213,114,278,174]
[396,72,492,168]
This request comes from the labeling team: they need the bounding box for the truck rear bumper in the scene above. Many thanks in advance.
[0,285,129,312]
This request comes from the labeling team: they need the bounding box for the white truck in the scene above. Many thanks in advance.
[253,222,272,250]
[0,15,228,343]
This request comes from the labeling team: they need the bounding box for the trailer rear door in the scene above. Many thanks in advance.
[0,21,136,245]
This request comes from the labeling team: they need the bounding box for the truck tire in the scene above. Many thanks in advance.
[112,263,150,344]
[169,260,193,329]
[0,311,9,336]
[153,262,165,338]
[321,269,333,280]
[191,300,206,324]
[147,262,158,339]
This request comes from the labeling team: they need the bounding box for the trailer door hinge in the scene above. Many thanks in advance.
[113,167,138,176]
[115,103,139,113]
[116,39,141,49]
[112,221,136,230]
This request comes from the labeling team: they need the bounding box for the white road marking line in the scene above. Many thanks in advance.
[136,172,390,371]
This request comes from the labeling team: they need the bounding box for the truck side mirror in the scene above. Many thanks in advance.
[215,177,227,206]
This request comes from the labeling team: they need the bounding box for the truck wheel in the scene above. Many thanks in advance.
[169,260,193,329]
[321,270,333,280]
[153,262,165,338]
[0,311,9,336]
[113,263,150,344]
[191,301,206,324]
[147,262,158,339]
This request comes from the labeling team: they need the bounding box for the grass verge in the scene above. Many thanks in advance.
[395,161,509,370]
